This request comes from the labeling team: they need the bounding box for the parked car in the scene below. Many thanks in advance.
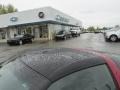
[104,28,120,42]
[0,48,120,90]
[55,30,71,40]
[70,29,81,37]
[94,30,101,34]
[7,34,34,45]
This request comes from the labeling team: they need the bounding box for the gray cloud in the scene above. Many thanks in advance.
[0,0,120,27]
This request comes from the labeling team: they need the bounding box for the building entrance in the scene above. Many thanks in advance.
[39,24,48,38]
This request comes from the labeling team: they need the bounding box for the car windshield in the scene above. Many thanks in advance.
[0,63,29,90]
[48,65,116,90]
[70,29,77,31]
[57,31,65,35]
[15,35,23,38]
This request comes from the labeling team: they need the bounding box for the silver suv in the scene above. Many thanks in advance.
[104,28,120,42]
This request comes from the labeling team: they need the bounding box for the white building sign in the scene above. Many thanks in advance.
[55,15,69,23]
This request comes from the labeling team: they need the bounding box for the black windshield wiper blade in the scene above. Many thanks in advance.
[0,52,22,68]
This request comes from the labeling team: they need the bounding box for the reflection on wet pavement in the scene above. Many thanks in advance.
[0,33,120,63]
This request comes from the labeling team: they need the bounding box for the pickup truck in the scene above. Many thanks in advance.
[104,29,120,42]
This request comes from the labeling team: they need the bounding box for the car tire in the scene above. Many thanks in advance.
[64,36,67,40]
[8,44,12,46]
[55,38,58,41]
[19,40,23,45]
[110,35,118,42]
[29,39,32,44]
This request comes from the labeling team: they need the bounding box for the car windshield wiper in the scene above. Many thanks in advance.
[105,84,111,90]
[0,51,23,69]
[0,65,2,68]
[0,61,6,69]
[0,49,29,69]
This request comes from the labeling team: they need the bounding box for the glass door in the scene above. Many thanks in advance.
[39,25,48,38]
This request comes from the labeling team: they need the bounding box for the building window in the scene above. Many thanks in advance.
[0,30,6,39]
[17,29,21,35]
[39,25,48,38]
[26,27,32,34]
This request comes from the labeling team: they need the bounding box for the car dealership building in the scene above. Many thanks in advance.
[0,7,82,40]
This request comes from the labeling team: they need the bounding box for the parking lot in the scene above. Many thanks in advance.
[0,33,120,64]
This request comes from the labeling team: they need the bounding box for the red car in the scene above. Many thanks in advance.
[0,48,120,90]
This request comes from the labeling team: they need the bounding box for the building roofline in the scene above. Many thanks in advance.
[0,6,51,17]
[0,7,82,28]
[6,20,80,28]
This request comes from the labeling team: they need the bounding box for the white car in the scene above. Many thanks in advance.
[104,28,120,42]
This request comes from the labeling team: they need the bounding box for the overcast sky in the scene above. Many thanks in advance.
[0,0,120,28]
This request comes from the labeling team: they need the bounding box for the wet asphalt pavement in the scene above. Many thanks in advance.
[0,33,120,64]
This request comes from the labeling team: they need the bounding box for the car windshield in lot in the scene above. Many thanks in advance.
[48,65,116,90]
[57,31,65,35]
[0,51,120,90]
[15,35,24,38]
[0,62,117,90]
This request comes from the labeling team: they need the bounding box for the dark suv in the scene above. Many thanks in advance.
[55,30,72,40]
[7,34,34,45]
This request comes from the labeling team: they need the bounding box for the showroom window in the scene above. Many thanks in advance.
[39,24,48,38]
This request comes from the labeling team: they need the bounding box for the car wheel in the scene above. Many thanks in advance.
[19,40,23,45]
[55,37,58,41]
[8,44,12,46]
[110,35,118,42]
[29,39,32,43]
[64,36,67,40]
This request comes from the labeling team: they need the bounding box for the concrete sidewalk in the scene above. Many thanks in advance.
[0,39,7,44]
[0,39,49,46]
[0,40,7,47]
